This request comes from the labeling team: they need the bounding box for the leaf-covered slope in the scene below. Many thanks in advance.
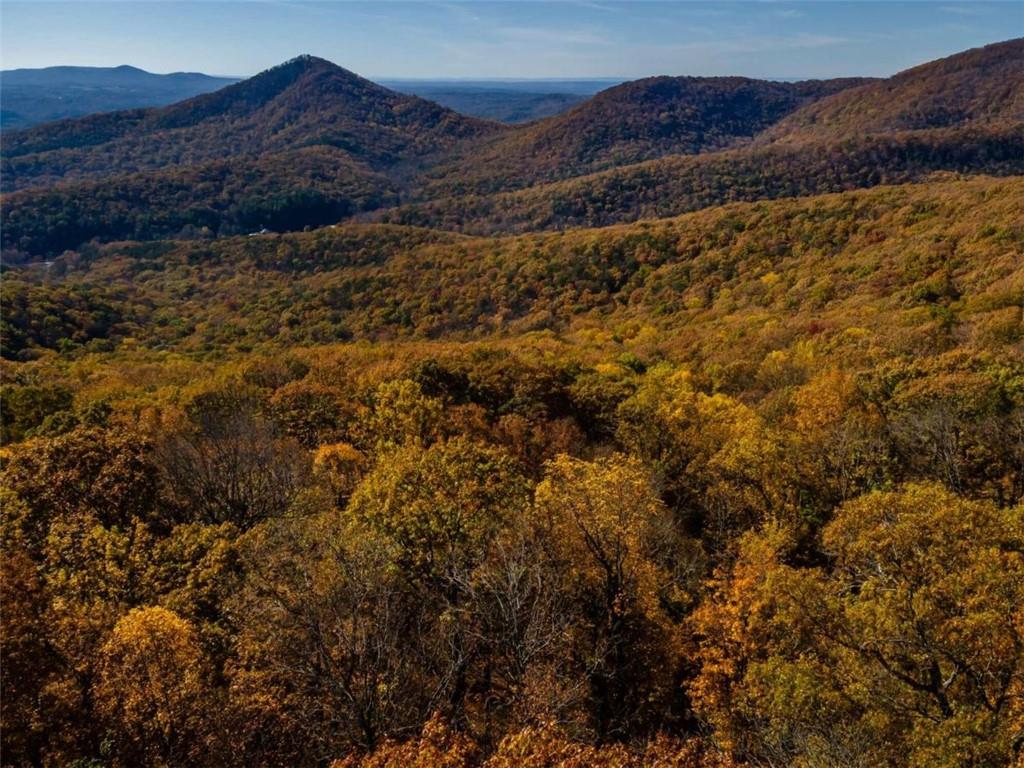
[4,176,1021,359]
[1,55,498,191]
[760,37,1024,144]
[417,76,871,198]
[383,124,1024,234]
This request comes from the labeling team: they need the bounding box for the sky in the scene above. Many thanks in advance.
[1,1,1021,80]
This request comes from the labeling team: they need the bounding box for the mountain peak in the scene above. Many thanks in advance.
[260,54,365,84]
[151,54,377,127]
[280,54,332,68]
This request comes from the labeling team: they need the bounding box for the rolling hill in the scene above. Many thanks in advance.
[383,124,1024,234]
[414,75,872,198]
[4,175,1021,360]
[759,37,1024,144]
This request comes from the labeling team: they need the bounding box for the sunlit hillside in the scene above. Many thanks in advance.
[2,26,1022,768]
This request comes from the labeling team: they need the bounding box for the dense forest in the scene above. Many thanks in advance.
[2,35,1023,768]
[3,172,1023,766]
[3,40,1021,257]
[3,176,1022,360]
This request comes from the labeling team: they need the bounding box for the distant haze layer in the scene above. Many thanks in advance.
[0,67,621,128]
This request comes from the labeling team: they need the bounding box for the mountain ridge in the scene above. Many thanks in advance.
[759,37,1024,144]
[0,65,239,130]
[2,40,1022,255]
[2,54,498,174]
[412,74,875,200]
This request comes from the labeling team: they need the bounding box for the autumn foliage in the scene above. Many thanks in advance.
[2,36,1023,768]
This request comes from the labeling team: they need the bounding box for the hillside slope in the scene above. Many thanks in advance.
[4,176,1021,361]
[384,125,1024,234]
[1,55,496,192]
[760,37,1024,144]
[417,76,870,197]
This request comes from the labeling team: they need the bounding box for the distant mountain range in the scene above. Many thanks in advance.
[391,37,1024,232]
[0,65,240,129]
[0,66,614,129]
[2,39,1022,256]
[379,80,620,123]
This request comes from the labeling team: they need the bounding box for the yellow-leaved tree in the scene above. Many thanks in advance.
[531,454,698,741]
[689,484,1024,767]
[95,606,212,767]
[616,366,790,548]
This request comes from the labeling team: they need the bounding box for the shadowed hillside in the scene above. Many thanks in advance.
[383,125,1024,233]
[2,55,497,191]
[416,75,871,198]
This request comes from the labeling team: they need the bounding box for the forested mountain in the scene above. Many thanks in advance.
[396,38,1024,229]
[0,56,498,253]
[415,75,872,197]
[759,37,1024,143]
[2,55,495,191]
[0,65,239,130]
[3,41,1020,256]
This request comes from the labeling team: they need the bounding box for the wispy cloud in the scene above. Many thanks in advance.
[939,5,990,15]
[665,33,850,55]
[569,0,620,12]
[499,25,610,46]
[431,2,484,23]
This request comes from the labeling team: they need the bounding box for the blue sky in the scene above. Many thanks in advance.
[2,1,1020,79]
